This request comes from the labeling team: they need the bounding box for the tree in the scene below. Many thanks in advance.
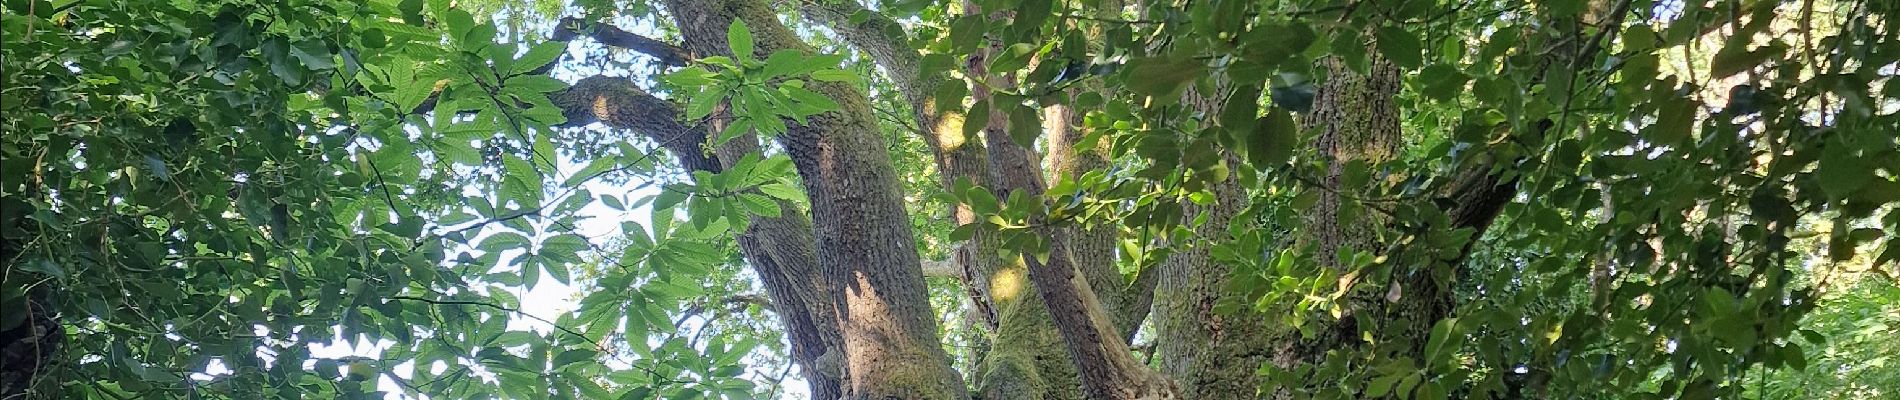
[3,0,1897,399]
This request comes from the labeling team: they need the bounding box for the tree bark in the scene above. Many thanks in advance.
[969,32,1179,398]
[663,1,968,398]
[797,0,1005,334]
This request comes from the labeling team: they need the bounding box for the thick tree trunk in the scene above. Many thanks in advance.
[1046,99,1152,342]
[801,3,1118,398]
[970,37,1178,398]
[1149,173,1269,399]
[797,0,1006,334]
[964,54,1087,399]
[663,1,968,398]
[1277,57,1409,373]
[1145,78,1280,398]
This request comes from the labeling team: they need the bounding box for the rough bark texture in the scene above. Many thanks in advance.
[1149,173,1265,399]
[665,1,968,398]
[1045,101,1150,341]
[1277,57,1409,373]
[1146,78,1280,398]
[971,36,1178,398]
[985,112,1178,400]
[802,3,1106,398]
[798,0,1005,334]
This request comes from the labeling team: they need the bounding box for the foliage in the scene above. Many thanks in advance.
[3,0,1896,399]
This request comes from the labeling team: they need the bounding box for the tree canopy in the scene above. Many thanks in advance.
[2,0,1896,399]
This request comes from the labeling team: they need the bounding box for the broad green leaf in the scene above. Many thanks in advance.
[513,41,567,75]
[1124,56,1204,100]
[727,19,754,61]
[1375,26,1423,68]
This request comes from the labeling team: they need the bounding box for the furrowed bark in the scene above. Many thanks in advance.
[798,0,1005,333]
[972,36,1178,399]
[1276,57,1408,376]
[1279,0,1630,390]
[1045,82,1150,343]
[664,1,968,398]
[1047,0,1153,342]
[1144,76,1280,399]
[982,95,1179,400]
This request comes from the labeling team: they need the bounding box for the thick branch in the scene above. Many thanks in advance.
[793,0,924,99]
[549,76,723,173]
[797,0,1004,334]
[551,17,692,67]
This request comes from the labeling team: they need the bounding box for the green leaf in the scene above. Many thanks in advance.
[1248,110,1297,168]
[1649,95,1695,146]
[1423,317,1459,365]
[687,86,726,121]
[1416,64,1470,101]
[502,155,545,208]
[653,188,689,211]
[1817,144,1870,199]
[565,157,619,187]
[1124,56,1204,101]
[480,232,531,253]
[990,43,1040,73]
[739,193,781,218]
[513,41,567,75]
[727,19,754,61]
[809,69,857,83]
[781,84,840,116]
[506,75,568,93]
[1007,100,1041,148]
[1375,26,1424,68]
[758,182,804,202]
[1366,372,1405,397]
[553,349,599,369]
[964,99,992,144]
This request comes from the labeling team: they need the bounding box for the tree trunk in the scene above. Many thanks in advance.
[663,1,968,398]
[971,36,1179,398]
[1278,57,1409,373]
[1149,171,1271,399]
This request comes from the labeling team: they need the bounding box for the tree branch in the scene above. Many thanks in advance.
[550,76,724,173]
[551,17,691,68]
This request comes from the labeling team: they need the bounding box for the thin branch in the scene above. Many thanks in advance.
[385,295,592,345]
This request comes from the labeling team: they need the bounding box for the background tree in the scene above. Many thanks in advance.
[2,0,1896,399]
